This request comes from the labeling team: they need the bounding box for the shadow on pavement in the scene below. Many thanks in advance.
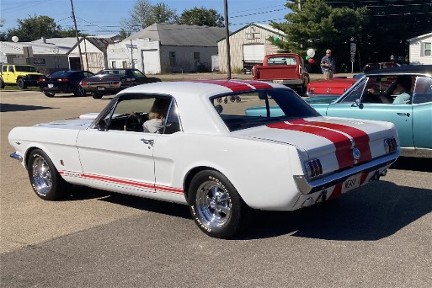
[88,179,431,241]
[390,157,431,172]
[0,103,53,112]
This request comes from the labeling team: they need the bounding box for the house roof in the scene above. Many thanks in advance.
[127,23,226,47]
[0,41,70,55]
[408,32,432,42]
[217,23,285,42]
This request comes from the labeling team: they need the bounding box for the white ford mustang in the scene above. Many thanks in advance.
[9,80,400,238]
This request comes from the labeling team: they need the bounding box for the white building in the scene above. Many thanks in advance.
[107,24,226,74]
[217,23,285,73]
[408,32,432,65]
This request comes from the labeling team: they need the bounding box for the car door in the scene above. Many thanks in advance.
[326,75,414,148]
[76,96,170,196]
[411,76,432,150]
[3,65,14,83]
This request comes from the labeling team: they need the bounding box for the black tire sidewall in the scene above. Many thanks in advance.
[74,85,86,97]
[44,91,55,97]
[188,170,245,238]
[27,149,65,201]
[17,78,26,89]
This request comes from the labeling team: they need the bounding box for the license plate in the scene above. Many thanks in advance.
[48,84,54,88]
[342,174,360,193]
[97,86,105,91]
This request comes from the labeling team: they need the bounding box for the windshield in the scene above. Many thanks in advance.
[212,88,320,131]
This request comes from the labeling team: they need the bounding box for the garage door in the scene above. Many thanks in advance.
[243,44,265,62]
[142,49,160,74]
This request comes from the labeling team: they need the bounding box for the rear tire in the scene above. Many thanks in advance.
[92,92,103,99]
[27,149,68,200]
[17,78,27,89]
[44,91,55,97]
[188,170,250,238]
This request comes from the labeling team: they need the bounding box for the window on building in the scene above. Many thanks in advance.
[112,61,117,68]
[122,61,128,68]
[423,42,431,56]
[169,52,176,66]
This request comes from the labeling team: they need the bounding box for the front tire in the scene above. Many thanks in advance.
[27,149,68,200]
[188,170,249,238]
[74,85,86,97]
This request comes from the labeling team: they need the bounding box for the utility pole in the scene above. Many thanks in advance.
[223,0,231,79]
[70,0,83,70]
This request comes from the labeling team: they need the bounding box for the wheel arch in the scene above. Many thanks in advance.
[183,166,222,202]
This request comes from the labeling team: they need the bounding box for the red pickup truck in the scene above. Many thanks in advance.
[251,53,310,95]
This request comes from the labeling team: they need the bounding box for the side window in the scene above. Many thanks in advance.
[413,76,432,104]
[8,66,14,72]
[99,96,175,134]
[360,76,397,104]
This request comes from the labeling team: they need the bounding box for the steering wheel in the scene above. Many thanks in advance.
[124,113,143,132]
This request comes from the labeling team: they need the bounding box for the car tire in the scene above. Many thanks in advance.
[17,78,27,90]
[44,91,55,97]
[92,92,103,99]
[27,149,68,201]
[188,170,250,238]
[0,78,4,89]
[74,85,86,97]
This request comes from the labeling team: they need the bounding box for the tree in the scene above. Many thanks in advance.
[120,0,176,35]
[177,7,224,27]
[2,15,76,42]
[272,0,367,71]
[324,0,432,63]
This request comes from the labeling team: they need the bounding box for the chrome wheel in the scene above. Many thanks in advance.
[31,154,53,196]
[28,149,67,200]
[195,179,232,231]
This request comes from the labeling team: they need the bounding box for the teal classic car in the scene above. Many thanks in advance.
[246,65,432,158]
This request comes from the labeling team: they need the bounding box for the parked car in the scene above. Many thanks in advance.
[9,80,399,238]
[362,61,400,72]
[80,68,161,99]
[38,70,95,97]
[309,65,432,158]
[306,77,358,96]
[251,53,310,95]
[0,64,44,89]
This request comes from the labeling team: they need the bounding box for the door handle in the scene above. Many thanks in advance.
[140,138,154,146]
[396,112,410,117]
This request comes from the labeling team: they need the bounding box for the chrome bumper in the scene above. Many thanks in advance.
[293,150,399,195]
[10,152,23,162]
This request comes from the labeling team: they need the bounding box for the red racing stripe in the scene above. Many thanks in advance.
[330,183,343,199]
[267,122,353,169]
[193,79,273,92]
[290,119,372,163]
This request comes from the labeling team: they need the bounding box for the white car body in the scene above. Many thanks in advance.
[9,80,400,238]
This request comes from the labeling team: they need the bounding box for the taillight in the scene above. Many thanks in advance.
[38,77,46,82]
[305,158,323,179]
[384,137,397,153]
[80,80,87,87]
[57,78,69,82]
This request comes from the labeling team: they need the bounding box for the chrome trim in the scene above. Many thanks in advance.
[293,150,400,195]
[10,152,23,162]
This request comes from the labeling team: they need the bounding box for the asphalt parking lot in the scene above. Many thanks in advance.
[1,89,431,287]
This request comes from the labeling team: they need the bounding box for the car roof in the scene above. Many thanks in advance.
[365,65,432,75]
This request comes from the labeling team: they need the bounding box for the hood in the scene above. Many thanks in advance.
[35,116,94,130]
[234,116,396,170]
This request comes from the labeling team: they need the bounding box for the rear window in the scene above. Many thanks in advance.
[212,88,319,131]
[49,71,73,77]
[267,56,297,65]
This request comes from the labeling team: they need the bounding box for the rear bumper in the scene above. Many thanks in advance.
[293,150,399,195]
[272,79,304,85]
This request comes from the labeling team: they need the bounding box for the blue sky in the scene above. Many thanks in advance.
[0,0,289,36]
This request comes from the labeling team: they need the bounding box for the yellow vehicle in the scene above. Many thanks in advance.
[0,64,44,89]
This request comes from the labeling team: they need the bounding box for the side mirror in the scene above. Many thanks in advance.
[352,99,360,107]
[97,119,107,131]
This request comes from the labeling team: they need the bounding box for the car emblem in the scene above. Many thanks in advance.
[352,147,361,160]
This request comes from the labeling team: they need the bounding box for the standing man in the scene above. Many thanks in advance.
[321,49,335,80]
